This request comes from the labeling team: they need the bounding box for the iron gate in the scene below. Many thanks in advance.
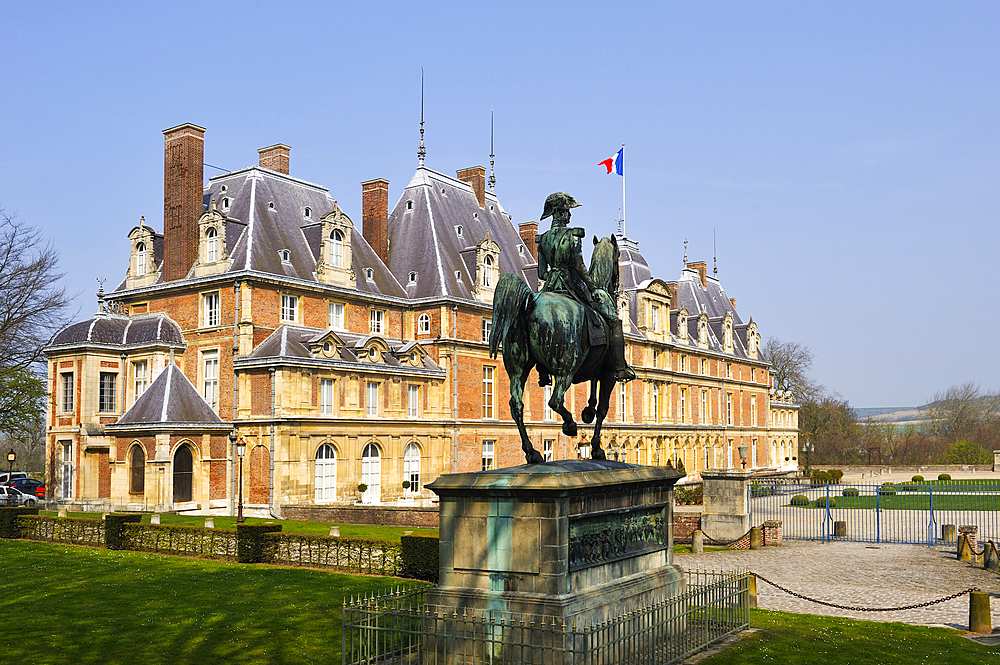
[748,481,1000,546]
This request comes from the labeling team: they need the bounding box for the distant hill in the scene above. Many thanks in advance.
[855,406,931,423]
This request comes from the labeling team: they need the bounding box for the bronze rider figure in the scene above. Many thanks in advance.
[535,192,636,384]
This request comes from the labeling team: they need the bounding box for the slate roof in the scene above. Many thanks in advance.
[386,167,537,299]
[47,313,186,350]
[111,362,225,428]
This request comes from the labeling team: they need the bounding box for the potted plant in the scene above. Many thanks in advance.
[357,483,368,494]
[402,480,411,491]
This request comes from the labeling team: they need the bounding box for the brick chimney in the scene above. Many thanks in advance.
[687,261,708,288]
[258,144,290,174]
[362,179,389,265]
[730,298,737,310]
[162,123,205,282]
[518,222,538,261]
[456,166,486,208]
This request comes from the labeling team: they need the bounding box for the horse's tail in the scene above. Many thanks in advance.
[490,273,533,359]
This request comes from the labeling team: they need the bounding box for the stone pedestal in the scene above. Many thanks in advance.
[700,470,752,542]
[425,460,685,627]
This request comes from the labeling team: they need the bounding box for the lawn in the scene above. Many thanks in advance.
[703,609,1000,665]
[2,539,408,664]
[40,510,438,541]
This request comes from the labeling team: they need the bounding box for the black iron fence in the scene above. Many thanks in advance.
[341,569,750,665]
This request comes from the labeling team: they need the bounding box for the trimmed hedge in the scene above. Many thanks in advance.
[0,507,39,538]
[877,484,896,497]
[842,487,860,497]
[236,523,283,563]
[938,473,952,481]
[19,515,104,546]
[790,494,809,507]
[268,533,401,575]
[809,469,844,485]
[122,523,237,559]
[105,513,143,550]
[815,496,836,508]
[401,534,439,582]
[911,474,924,483]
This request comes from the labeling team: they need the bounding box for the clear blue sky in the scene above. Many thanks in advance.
[2,2,997,408]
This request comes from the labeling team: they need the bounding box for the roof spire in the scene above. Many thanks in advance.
[683,237,688,266]
[417,68,426,167]
[713,227,718,277]
[488,107,496,193]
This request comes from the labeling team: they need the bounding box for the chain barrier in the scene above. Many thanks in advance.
[750,572,979,612]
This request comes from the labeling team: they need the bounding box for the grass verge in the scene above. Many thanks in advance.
[2,539,405,664]
[702,609,1000,665]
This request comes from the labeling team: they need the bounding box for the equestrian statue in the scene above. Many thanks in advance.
[489,192,636,464]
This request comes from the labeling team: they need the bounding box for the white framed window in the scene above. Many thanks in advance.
[203,292,220,327]
[482,366,495,419]
[701,389,708,425]
[407,384,419,418]
[751,368,756,383]
[578,441,591,460]
[618,383,628,423]
[543,439,554,462]
[679,355,687,372]
[281,294,298,322]
[651,305,659,332]
[726,363,732,379]
[320,379,335,414]
[370,309,384,334]
[60,372,74,412]
[751,438,758,468]
[136,243,146,275]
[403,443,420,493]
[328,302,345,330]
[544,384,554,421]
[701,358,708,375]
[202,350,219,410]
[417,313,430,334]
[99,372,117,413]
[133,361,148,401]
[727,439,733,469]
[61,442,73,498]
[482,254,494,287]
[314,444,337,501]
[361,443,381,504]
[750,395,757,427]
[652,384,660,423]
[330,229,344,267]
[366,381,379,417]
[726,392,733,426]
[679,387,687,424]
[481,318,491,343]
[481,440,495,471]
[206,227,218,262]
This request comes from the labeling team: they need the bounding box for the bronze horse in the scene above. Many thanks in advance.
[489,235,621,464]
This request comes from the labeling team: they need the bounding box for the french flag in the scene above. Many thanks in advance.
[598,147,624,176]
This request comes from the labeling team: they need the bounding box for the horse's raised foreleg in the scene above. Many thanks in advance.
[589,378,616,461]
[582,380,598,424]
[548,373,578,438]
[508,361,543,465]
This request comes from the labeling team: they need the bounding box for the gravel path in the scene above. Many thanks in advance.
[678,540,1000,629]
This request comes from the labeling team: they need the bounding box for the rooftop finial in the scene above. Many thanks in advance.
[713,227,718,277]
[417,68,426,167]
[488,107,496,193]
[617,208,622,236]
[683,238,688,266]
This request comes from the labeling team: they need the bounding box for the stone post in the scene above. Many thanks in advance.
[959,526,979,557]
[204,517,214,529]
[749,526,763,550]
[329,525,340,537]
[984,541,998,571]
[833,521,847,538]
[700,470,752,542]
[969,591,992,633]
[993,450,999,472]
[151,514,160,524]
[745,574,758,608]
[942,524,956,544]
[692,529,704,554]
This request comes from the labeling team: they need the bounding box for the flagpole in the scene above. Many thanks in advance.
[621,144,626,238]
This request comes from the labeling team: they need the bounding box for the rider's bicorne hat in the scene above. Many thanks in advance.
[540,192,581,221]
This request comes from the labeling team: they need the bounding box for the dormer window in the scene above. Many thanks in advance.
[406,200,413,210]
[518,245,525,256]
[482,254,494,287]
[330,229,344,267]
[455,270,462,281]
[304,206,311,218]
[268,201,275,210]
[206,227,218,262]
[221,197,231,212]
[473,212,479,219]
[368,347,378,360]
[489,205,495,211]
[220,185,228,193]
[323,342,332,353]
[136,242,146,275]
[456,225,463,238]
[441,188,446,194]
[408,271,417,284]
[280,249,291,263]
[365,267,374,280]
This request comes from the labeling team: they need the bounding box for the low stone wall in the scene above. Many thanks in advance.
[841,464,996,475]
[283,504,440,528]
[673,514,701,541]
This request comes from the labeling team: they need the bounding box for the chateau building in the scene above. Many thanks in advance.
[45,123,799,514]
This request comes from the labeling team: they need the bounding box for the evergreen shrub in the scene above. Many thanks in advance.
[400,534,439,581]
[815,496,836,508]
[911,475,924,483]
[237,523,283,563]
[790,494,809,507]
[105,513,143,550]
[938,473,951,481]
[0,507,39,538]
[842,487,859,496]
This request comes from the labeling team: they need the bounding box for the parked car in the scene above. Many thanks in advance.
[0,472,28,485]
[0,485,37,507]
[9,478,45,498]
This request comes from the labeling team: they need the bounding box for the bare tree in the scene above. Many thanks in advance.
[927,382,1000,439]
[760,337,820,402]
[0,210,72,374]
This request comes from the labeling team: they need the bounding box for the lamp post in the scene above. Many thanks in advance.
[802,439,814,469]
[229,430,246,524]
[6,449,15,507]
[737,443,749,470]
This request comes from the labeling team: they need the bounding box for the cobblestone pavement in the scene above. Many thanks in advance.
[678,540,1000,629]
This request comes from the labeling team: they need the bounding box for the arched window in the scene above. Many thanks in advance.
[403,443,420,494]
[361,443,381,504]
[417,313,430,334]
[173,445,193,503]
[136,243,146,275]
[314,444,337,501]
[129,444,145,494]
[330,229,344,267]
[304,206,312,218]
[206,227,218,262]
[482,255,493,287]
